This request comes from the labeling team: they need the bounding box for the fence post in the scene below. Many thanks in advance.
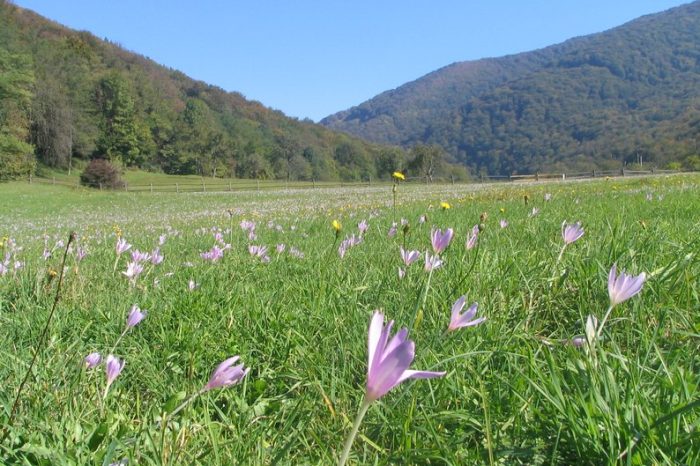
[480,175,484,184]
[368,175,371,186]
[562,173,566,181]
[52,176,56,185]
[312,178,316,189]
[99,182,103,190]
[176,183,179,193]
[257,179,260,191]
[451,175,455,185]
[592,169,596,178]
[535,172,539,182]
[150,183,153,193]
[28,174,32,184]
[202,180,206,192]
[229,181,232,192]
[124,182,128,192]
[621,168,626,177]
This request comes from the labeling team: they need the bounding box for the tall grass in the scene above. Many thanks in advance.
[0,175,698,464]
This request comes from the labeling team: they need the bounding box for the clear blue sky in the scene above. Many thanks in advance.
[13,0,691,121]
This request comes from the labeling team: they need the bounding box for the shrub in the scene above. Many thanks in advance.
[80,159,124,189]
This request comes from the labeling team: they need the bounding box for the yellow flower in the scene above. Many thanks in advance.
[499,207,505,213]
[440,201,451,210]
[332,220,342,232]
[392,171,405,181]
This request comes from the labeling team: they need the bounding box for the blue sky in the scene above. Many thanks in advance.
[14,0,690,121]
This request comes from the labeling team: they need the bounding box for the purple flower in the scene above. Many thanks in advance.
[358,220,369,235]
[529,207,540,217]
[499,219,508,229]
[122,261,144,281]
[608,264,646,306]
[447,296,486,331]
[570,337,586,348]
[159,234,167,245]
[289,247,304,259]
[276,243,286,254]
[150,248,164,265]
[204,356,249,391]
[465,225,478,250]
[365,311,445,402]
[419,215,426,224]
[398,267,405,279]
[248,245,268,258]
[562,221,584,245]
[131,249,151,263]
[105,354,125,388]
[388,222,398,238]
[126,305,146,328]
[85,352,101,369]
[430,228,453,254]
[188,279,199,291]
[240,220,256,232]
[76,247,88,262]
[400,247,421,266]
[201,245,224,262]
[424,252,443,272]
[544,193,552,202]
[116,238,131,256]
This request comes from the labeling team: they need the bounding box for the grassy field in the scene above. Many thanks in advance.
[1,174,699,465]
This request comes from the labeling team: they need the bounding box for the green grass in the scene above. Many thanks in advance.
[1,174,699,464]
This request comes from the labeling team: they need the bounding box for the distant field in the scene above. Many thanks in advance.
[1,174,699,464]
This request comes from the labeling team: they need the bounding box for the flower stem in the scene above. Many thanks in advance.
[170,388,207,418]
[339,398,371,466]
[411,267,433,329]
[596,304,615,339]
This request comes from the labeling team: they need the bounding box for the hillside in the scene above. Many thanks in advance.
[321,2,700,175]
[0,1,422,182]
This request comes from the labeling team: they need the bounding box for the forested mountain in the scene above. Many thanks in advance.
[0,1,465,182]
[322,1,700,175]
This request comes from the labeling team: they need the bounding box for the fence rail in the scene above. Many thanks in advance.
[27,168,687,193]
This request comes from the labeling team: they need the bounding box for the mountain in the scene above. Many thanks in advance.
[0,1,418,182]
[321,2,700,175]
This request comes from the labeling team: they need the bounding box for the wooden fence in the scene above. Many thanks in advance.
[27,168,685,193]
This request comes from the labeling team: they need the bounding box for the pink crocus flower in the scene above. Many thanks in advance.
[400,247,420,266]
[116,238,131,256]
[499,219,508,229]
[424,252,443,272]
[76,247,88,262]
[447,296,486,331]
[544,193,552,201]
[150,248,164,265]
[204,356,249,391]
[398,267,405,279]
[201,245,224,262]
[358,220,369,235]
[365,311,445,402]
[188,279,199,291]
[85,352,101,369]
[122,261,144,281]
[562,221,584,245]
[131,250,151,263]
[608,264,646,307]
[387,223,398,238]
[276,244,286,254]
[529,207,540,217]
[105,355,125,390]
[126,305,146,328]
[465,225,478,250]
[430,228,453,254]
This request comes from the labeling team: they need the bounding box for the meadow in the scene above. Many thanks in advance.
[1,174,699,465]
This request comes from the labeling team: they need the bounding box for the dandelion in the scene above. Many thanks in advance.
[104,355,125,398]
[400,247,421,266]
[430,228,453,253]
[440,201,451,210]
[562,221,584,245]
[332,220,342,232]
[392,171,405,181]
[339,311,444,466]
[84,352,101,369]
[447,296,485,331]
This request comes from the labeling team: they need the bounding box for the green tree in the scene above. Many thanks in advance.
[95,74,142,165]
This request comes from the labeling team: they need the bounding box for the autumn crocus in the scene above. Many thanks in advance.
[447,296,486,331]
[465,225,478,250]
[122,261,144,283]
[400,247,420,266]
[115,237,131,256]
[562,221,584,245]
[169,356,250,417]
[596,264,646,340]
[499,219,508,229]
[104,355,125,398]
[424,252,443,272]
[339,312,445,466]
[126,305,146,328]
[430,228,453,253]
[84,352,101,369]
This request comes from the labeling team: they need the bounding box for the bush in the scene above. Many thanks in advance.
[80,159,124,189]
